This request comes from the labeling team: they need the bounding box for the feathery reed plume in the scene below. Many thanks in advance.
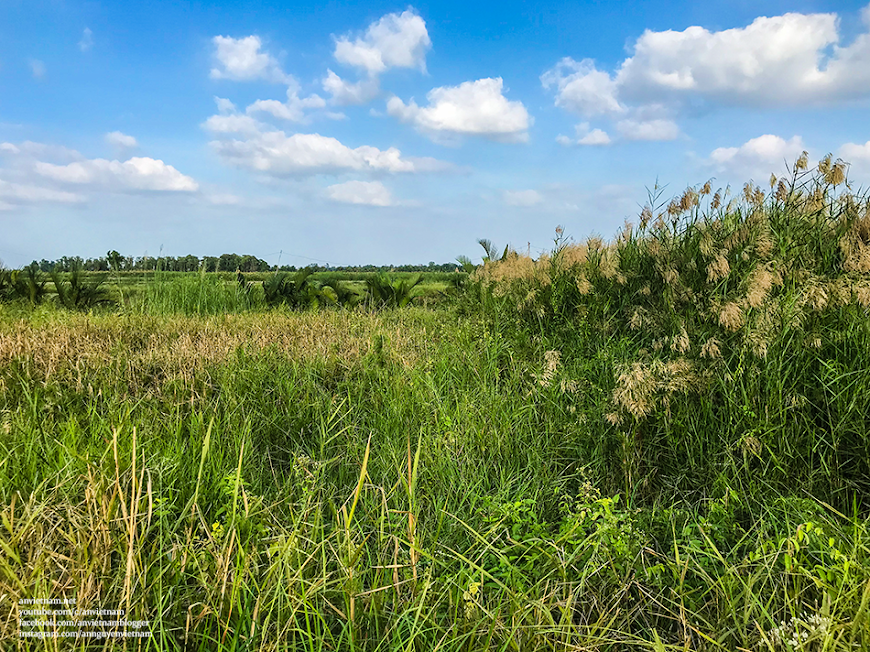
[699,338,722,360]
[670,326,690,354]
[745,265,776,308]
[805,282,829,312]
[795,150,809,172]
[718,302,744,331]
[707,252,731,283]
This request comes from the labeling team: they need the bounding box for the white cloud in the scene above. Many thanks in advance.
[326,180,393,206]
[211,130,419,175]
[708,134,806,178]
[202,113,266,136]
[333,9,431,76]
[246,83,326,122]
[210,35,290,83]
[504,189,542,207]
[79,27,94,52]
[578,129,612,146]
[840,140,870,180]
[322,70,380,105]
[612,12,863,106]
[840,140,870,162]
[541,58,624,117]
[387,78,531,143]
[558,123,612,146]
[35,157,199,192]
[0,140,82,162]
[29,59,46,79]
[543,6,870,134]
[214,97,237,114]
[0,178,83,205]
[105,131,138,150]
[616,118,679,141]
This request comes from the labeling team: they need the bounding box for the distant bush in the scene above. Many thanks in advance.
[262,267,359,309]
[364,272,423,308]
[0,262,48,306]
[51,265,114,310]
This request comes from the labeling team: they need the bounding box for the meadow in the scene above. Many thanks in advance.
[2,156,870,651]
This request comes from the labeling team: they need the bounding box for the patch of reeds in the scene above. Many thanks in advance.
[471,156,870,508]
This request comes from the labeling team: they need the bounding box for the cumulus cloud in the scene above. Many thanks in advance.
[840,140,870,162]
[326,180,393,206]
[322,10,430,106]
[541,58,624,117]
[35,157,199,192]
[578,129,612,146]
[202,113,266,136]
[387,78,531,143]
[29,59,46,79]
[708,134,806,178]
[322,70,380,106]
[211,130,421,175]
[210,35,290,83]
[543,6,870,135]
[840,140,870,180]
[616,119,679,141]
[557,123,612,146]
[613,11,870,106]
[333,9,431,76]
[504,189,542,206]
[79,27,94,52]
[105,131,138,151]
[246,82,326,122]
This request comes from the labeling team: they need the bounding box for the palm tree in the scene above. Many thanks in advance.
[478,239,510,264]
[320,282,360,308]
[0,264,13,302]
[365,272,422,308]
[263,267,324,309]
[14,262,47,306]
[51,264,112,310]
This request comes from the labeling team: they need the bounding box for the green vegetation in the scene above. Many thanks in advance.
[364,272,424,308]
[2,157,870,650]
[51,265,113,311]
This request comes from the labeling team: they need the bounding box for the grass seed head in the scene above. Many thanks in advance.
[718,302,744,332]
[706,252,731,283]
[795,150,809,172]
[700,338,722,360]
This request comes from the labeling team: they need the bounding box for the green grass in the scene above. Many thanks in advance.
[2,162,870,650]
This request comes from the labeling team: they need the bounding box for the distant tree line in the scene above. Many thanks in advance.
[29,252,460,274]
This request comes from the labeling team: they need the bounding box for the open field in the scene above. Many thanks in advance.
[3,164,870,650]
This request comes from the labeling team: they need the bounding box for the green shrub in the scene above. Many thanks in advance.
[364,272,423,308]
[51,265,114,310]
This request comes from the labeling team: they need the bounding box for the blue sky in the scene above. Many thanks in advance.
[2,0,870,267]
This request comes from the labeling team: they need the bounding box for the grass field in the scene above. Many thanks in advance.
[2,162,870,650]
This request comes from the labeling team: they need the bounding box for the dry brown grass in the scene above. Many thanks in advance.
[0,310,441,388]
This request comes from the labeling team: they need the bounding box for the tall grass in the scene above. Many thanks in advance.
[473,156,870,508]
[134,266,264,315]
[2,159,870,650]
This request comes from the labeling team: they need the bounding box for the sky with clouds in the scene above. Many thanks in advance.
[2,0,870,267]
